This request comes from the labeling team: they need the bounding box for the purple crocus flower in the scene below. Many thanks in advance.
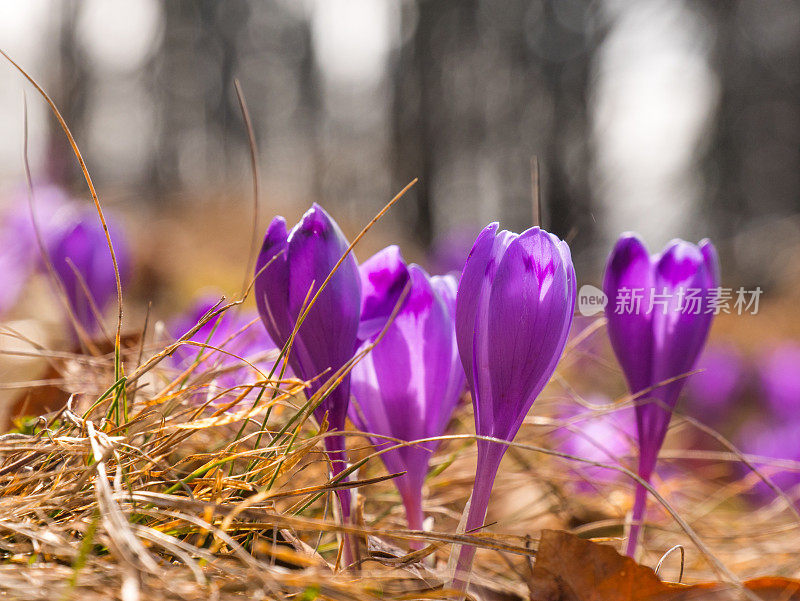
[169,295,277,409]
[350,255,464,538]
[0,185,74,316]
[759,342,800,421]
[48,210,131,337]
[555,396,636,491]
[684,345,744,425]
[603,233,718,557]
[453,224,576,587]
[738,421,800,507]
[254,204,360,532]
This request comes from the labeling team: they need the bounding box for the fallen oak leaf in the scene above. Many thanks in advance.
[530,530,800,601]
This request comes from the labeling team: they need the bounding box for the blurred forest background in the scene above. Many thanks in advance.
[0,0,798,304]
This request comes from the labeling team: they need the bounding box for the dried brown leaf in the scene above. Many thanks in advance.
[531,530,800,601]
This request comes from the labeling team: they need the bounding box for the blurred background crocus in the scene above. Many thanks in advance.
[427,227,479,276]
[603,234,718,557]
[553,395,635,492]
[168,294,277,410]
[46,209,131,339]
[254,203,360,543]
[684,345,745,427]
[758,342,800,422]
[0,185,74,318]
[350,258,463,539]
[453,224,576,589]
[0,185,131,340]
[738,421,800,509]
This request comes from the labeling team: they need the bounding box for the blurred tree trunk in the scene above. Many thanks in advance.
[537,1,601,247]
[392,0,481,248]
[698,0,800,228]
[148,1,194,193]
[149,0,248,195]
[297,16,324,203]
[46,0,89,188]
[391,0,600,255]
[696,0,800,285]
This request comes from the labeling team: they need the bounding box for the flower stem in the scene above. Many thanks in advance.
[625,477,649,558]
[451,442,505,595]
[626,453,656,558]
[324,435,355,567]
[401,488,425,551]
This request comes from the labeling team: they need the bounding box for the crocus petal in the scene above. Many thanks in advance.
[699,239,719,290]
[603,233,655,394]
[455,223,498,390]
[414,267,462,441]
[286,204,360,376]
[455,223,517,435]
[358,245,409,340]
[254,216,291,347]
[285,204,361,428]
[430,272,464,431]
[351,264,463,529]
[486,228,575,439]
[635,241,716,465]
[651,240,715,405]
[350,342,426,513]
[431,273,457,318]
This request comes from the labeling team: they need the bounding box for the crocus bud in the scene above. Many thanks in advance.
[603,233,718,556]
[453,223,576,588]
[350,259,464,539]
[48,211,131,337]
[170,294,277,410]
[254,204,361,531]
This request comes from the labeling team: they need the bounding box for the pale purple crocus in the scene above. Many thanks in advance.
[759,342,800,422]
[685,346,744,425]
[350,253,464,540]
[0,185,74,316]
[0,237,33,317]
[603,233,718,557]
[428,226,479,275]
[453,224,576,588]
[738,421,800,507]
[170,295,277,409]
[555,396,636,491]
[47,210,131,338]
[254,204,360,543]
